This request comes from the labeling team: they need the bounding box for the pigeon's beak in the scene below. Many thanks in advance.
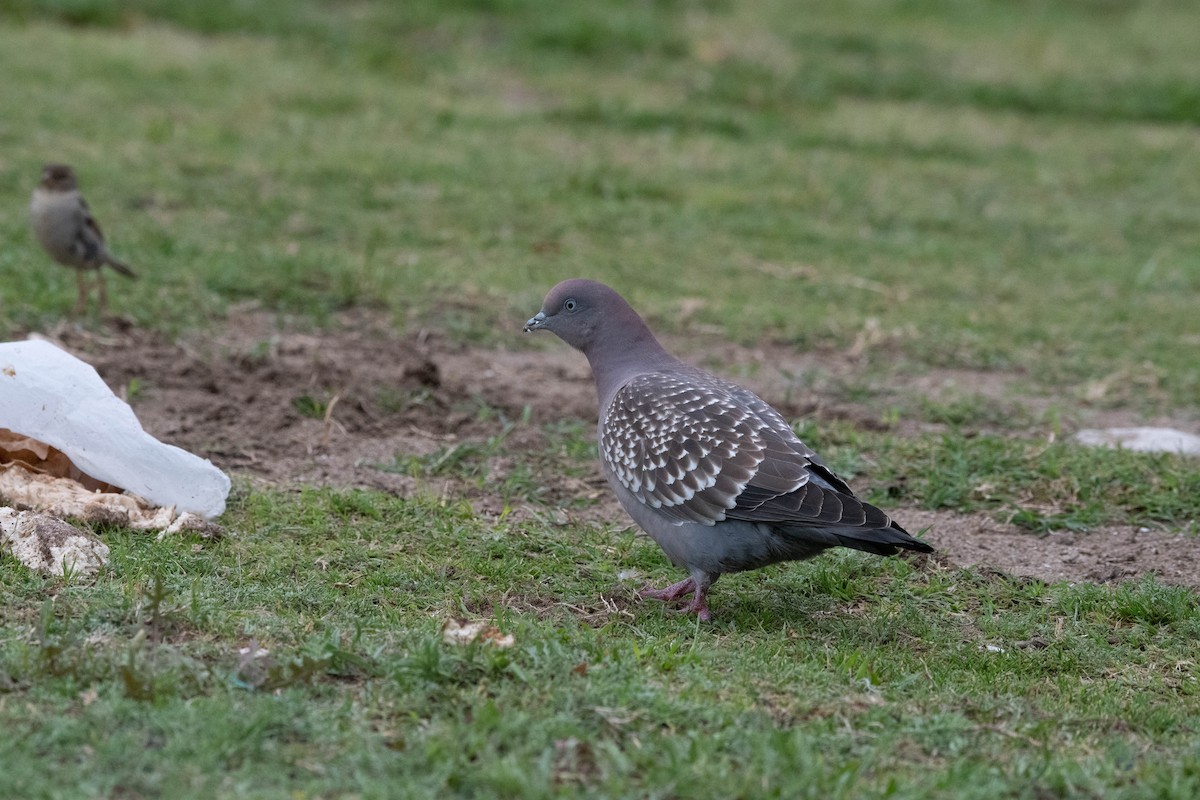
[523,311,546,333]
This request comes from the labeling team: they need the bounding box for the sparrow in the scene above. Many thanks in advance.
[30,163,136,315]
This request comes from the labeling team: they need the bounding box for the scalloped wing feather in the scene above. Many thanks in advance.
[601,372,814,526]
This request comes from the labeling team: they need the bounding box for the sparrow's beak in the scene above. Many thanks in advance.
[523,311,546,333]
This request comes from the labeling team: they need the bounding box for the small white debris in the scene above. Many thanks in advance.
[617,570,642,581]
[238,646,270,659]
[441,619,514,648]
[157,512,225,540]
[0,509,109,577]
[1075,427,1200,457]
[982,644,1006,653]
[593,706,640,727]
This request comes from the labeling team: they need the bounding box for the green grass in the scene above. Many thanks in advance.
[1,0,1198,406]
[794,420,1200,534]
[2,1,1200,796]
[3,489,1200,798]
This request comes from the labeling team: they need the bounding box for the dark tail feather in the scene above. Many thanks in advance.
[831,520,934,556]
[776,519,935,558]
[104,255,136,279]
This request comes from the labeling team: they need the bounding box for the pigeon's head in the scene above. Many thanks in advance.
[39,163,79,192]
[523,278,635,352]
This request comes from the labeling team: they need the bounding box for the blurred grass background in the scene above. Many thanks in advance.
[1,0,1197,408]
[3,4,1200,798]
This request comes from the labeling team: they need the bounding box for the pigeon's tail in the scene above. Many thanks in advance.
[739,484,936,557]
[775,519,934,558]
[103,254,136,279]
[828,521,934,557]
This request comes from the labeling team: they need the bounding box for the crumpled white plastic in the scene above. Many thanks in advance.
[0,339,230,517]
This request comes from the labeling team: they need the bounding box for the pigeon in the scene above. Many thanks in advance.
[30,163,136,315]
[524,279,933,621]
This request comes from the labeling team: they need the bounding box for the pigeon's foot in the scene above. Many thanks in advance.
[638,577,696,603]
[683,591,712,622]
[638,578,713,620]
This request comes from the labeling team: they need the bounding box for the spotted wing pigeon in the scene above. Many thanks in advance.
[524,278,932,621]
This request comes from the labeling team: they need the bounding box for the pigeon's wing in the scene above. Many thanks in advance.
[600,371,815,525]
[710,384,887,528]
[725,385,854,495]
[728,475,892,529]
[720,384,896,529]
[601,370,898,531]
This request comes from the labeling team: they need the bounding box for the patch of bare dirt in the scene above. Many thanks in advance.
[34,312,597,499]
[16,312,1199,594]
[900,509,1200,591]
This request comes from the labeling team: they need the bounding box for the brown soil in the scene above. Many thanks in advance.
[898,510,1200,591]
[37,312,597,495]
[20,312,1200,593]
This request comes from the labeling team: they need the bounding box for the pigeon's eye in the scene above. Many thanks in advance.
[564,299,578,312]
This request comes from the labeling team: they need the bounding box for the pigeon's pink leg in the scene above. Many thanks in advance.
[639,577,715,621]
[638,577,696,602]
[683,590,712,622]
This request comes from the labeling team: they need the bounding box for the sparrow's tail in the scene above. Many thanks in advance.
[103,255,137,279]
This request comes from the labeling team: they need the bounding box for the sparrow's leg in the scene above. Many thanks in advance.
[96,269,108,313]
[73,269,89,316]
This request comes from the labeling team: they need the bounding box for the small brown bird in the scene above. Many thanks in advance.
[30,163,136,315]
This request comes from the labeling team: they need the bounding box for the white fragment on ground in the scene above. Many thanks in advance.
[158,512,225,540]
[441,618,515,648]
[616,570,641,581]
[1074,427,1200,456]
[238,645,271,659]
[0,466,223,539]
[0,508,109,577]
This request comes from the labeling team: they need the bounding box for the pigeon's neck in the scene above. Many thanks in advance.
[582,320,676,407]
